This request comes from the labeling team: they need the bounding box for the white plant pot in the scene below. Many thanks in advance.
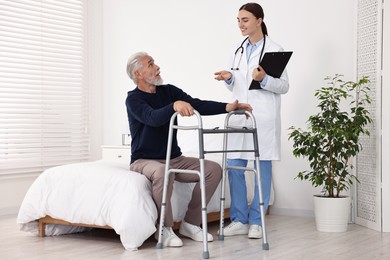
[313,195,350,232]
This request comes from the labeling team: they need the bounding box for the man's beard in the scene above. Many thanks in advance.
[146,75,163,86]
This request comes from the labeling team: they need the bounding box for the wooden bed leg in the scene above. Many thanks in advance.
[38,218,45,237]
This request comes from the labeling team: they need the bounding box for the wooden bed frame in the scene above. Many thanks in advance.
[38,206,272,237]
[38,208,231,237]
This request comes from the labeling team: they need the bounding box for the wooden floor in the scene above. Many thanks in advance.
[2,214,390,260]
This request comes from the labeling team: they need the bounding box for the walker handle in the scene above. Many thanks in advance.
[230,109,246,115]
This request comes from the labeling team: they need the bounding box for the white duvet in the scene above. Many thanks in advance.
[16,160,158,251]
[17,157,263,250]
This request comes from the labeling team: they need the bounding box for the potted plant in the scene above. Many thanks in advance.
[288,74,373,232]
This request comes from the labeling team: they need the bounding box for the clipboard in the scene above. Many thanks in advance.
[249,51,293,90]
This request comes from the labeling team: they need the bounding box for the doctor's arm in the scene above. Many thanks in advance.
[252,65,289,94]
[214,70,232,81]
[214,70,234,91]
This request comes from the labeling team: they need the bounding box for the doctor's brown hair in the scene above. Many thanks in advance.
[239,2,268,36]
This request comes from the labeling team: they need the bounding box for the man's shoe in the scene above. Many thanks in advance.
[179,220,213,242]
[248,224,263,239]
[220,221,249,236]
[155,226,183,247]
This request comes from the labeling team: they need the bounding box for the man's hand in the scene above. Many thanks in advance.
[173,101,195,116]
[226,100,253,113]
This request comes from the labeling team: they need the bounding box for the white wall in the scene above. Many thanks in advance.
[88,0,104,161]
[102,0,357,217]
[0,175,38,216]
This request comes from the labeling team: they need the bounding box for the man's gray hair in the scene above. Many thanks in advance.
[126,52,148,84]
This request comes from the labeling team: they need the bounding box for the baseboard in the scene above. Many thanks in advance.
[269,207,314,218]
[0,207,20,217]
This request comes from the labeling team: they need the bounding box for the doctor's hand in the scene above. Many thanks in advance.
[226,100,253,113]
[252,65,266,81]
[173,101,195,117]
[214,70,232,81]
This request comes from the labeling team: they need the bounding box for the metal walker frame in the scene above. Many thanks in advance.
[156,110,269,259]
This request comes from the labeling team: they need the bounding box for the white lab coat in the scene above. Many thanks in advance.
[225,36,289,160]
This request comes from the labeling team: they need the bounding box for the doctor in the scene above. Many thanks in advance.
[214,2,289,239]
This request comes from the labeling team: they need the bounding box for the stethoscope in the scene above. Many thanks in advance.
[231,36,266,71]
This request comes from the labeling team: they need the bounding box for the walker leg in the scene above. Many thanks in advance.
[199,159,210,259]
[218,129,229,241]
[156,170,171,249]
[157,116,176,249]
[254,157,269,250]
[218,168,227,241]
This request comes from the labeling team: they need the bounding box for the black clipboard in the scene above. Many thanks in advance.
[249,51,293,90]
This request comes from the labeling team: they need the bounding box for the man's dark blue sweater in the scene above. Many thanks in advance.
[125,84,228,164]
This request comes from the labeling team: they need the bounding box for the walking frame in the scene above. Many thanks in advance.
[156,110,269,259]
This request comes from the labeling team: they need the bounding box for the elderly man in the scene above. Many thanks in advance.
[125,52,252,247]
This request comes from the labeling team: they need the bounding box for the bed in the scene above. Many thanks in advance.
[17,127,273,251]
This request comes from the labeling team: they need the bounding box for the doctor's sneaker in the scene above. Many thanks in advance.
[248,224,263,239]
[220,221,249,236]
[155,226,183,247]
[179,220,213,242]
